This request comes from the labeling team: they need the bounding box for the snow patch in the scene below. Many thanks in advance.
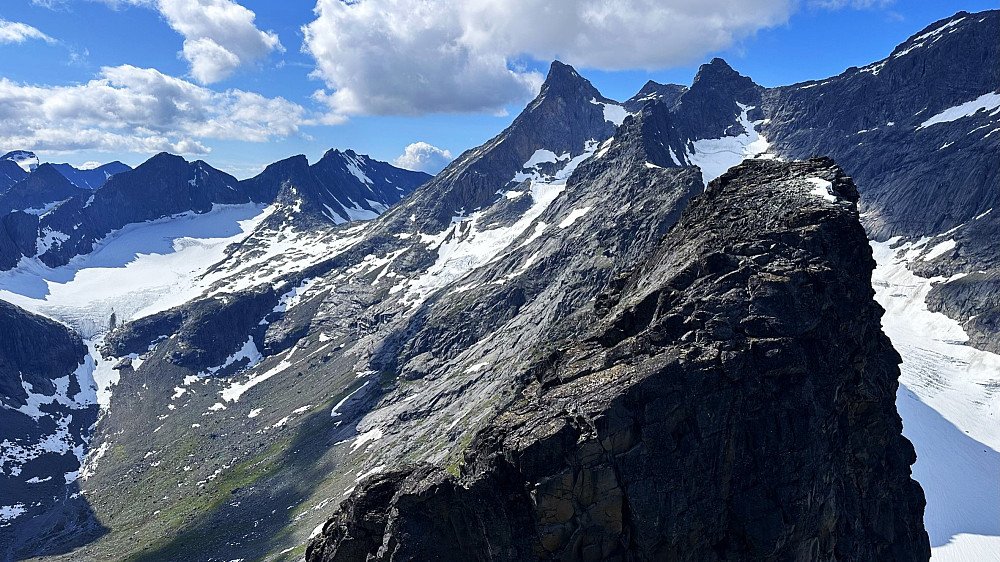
[918,92,1000,129]
[558,207,592,229]
[805,177,837,202]
[219,345,297,402]
[350,427,384,451]
[330,381,370,419]
[401,141,598,304]
[273,278,318,313]
[0,504,26,524]
[343,153,373,185]
[198,336,263,378]
[522,149,569,169]
[23,200,66,216]
[922,239,955,261]
[590,98,628,126]
[355,464,387,483]
[36,228,69,255]
[686,103,771,185]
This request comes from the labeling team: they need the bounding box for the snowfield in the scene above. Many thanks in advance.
[871,239,1000,561]
[0,203,272,337]
[686,103,774,184]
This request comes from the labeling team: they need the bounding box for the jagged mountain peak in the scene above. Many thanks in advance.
[264,153,311,173]
[319,148,371,166]
[121,152,238,188]
[0,163,83,216]
[145,151,187,166]
[536,60,613,105]
[390,60,624,231]
[26,162,73,184]
[669,57,763,142]
[688,57,760,98]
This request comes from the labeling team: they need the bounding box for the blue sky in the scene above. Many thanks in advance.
[0,0,993,178]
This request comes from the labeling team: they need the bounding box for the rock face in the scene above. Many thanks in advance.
[623,80,687,113]
[0,300,100,560]
[398,60,624,231]
[0,164,88,216]
[0,160,29,194]
[762,11,998,241]
[307,158,929,562]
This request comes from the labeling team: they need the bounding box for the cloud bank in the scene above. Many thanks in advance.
[0,65,305,155]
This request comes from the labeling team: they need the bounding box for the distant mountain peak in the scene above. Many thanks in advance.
[2,150,39,173]
[624,80,688,112]
[538,60,610,103]
[691,57,747,88]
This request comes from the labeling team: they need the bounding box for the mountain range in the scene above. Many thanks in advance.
[0,9,996,562]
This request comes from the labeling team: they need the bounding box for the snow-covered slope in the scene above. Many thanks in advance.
[872,239,1000,561]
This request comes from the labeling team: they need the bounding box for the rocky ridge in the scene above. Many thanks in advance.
[0,301,100,561]
[306,158,930,562]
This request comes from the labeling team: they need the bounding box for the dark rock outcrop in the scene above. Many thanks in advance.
[925,271,1000,354]
[307,158,930,562]
[623,80,687,113]
[0,159,29,194]
[0,164,88,216]
[0,300,86,406]
[0,300,101,560]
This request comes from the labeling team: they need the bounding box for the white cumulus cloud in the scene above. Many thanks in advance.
[86,0,281,83]
[0,64,306,155]
[0,19,57,44]
[158,0,283,83]
[393,142,453,174]
[303,0,543,118]
[302,0,795,118]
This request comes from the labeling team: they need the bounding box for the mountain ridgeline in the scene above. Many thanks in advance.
[309,157,930,562]
[0,149,430,270]
[1,8,996,562]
